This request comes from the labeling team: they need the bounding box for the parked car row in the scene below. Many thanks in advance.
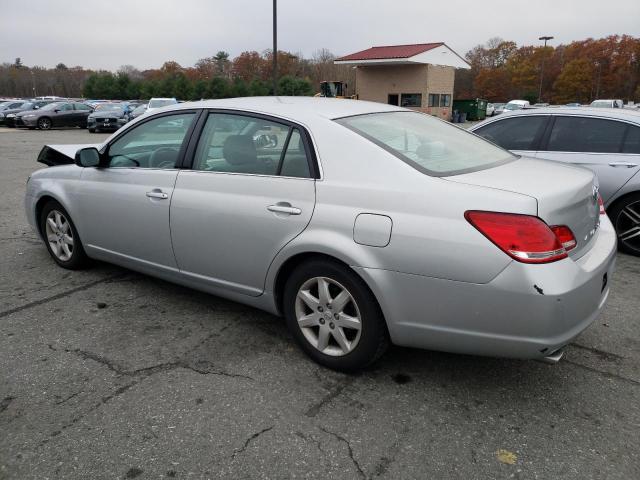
[0,97,177,131]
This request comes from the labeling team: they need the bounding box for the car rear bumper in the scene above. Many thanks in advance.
[355,215,617,360]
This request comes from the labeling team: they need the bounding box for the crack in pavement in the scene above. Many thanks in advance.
[319,426,366,479]
[563,359,640,387]
[570,343,625,363]
[305,377,355,418]
[69,348,256,381]
[0,272,128,318]
[1,396,15,413]
[231,426,274,459]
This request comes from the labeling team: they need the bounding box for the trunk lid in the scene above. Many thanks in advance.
[447,156,600,258]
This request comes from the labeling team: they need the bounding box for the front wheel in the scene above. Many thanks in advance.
[39,200,89,269]
[283,259,389,371]
[37,117,52,130]
[609,193,640,256]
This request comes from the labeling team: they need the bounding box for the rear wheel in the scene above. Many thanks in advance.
[609,193,640,256]
[283,259,388,371]
[37,117,52,130]
[39,200,88,269]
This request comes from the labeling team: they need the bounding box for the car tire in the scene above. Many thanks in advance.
[37,117,52,130]
[39,200,89,269]
[283,259,389,371]
[88,128,96,133]
[609,193,640,256]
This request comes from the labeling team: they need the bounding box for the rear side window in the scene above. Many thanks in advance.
[622,125,640,154]
[546,117,627,153]
[192,113,312,178]
[474,116,548,150]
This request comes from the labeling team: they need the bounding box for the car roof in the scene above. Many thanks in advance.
[481,106,640,123]
[151,96,404,121]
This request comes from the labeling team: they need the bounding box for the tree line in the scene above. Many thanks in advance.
[0,49,355,100]
[455,35,640,104]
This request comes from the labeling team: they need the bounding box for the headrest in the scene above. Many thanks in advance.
[223,135,257,166]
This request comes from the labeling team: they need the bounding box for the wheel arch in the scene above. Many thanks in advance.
[606,189,640,217]
[271,251,387,331]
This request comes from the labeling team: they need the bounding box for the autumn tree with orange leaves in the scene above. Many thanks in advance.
[456,35,640,104]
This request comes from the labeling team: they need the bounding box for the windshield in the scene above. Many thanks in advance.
[504,103,522,110]
[590,101,609,107]
[336,111,514,176]
[149,99,176,108]
[96,103,124,111]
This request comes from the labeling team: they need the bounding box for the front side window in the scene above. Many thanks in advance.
[192,113,311,177]
[400,94,422,108]
[336,111,514,176]
[474,116,548,151]
[107,113,195,168]
[546,116,627,153]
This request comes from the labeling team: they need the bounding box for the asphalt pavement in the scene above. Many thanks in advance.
[1,127,639,479]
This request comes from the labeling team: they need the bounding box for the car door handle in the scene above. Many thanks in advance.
[609,161,638,168]
[267,203,302,215]
[146,190,168,199]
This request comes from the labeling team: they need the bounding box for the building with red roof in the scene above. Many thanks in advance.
[335,43,470,119]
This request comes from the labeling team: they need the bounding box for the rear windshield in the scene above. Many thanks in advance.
[335,111,514,176]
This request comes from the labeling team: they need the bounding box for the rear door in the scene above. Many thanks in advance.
[53,103,76,127]
[73,102,93,127]
[471,115,549,157]
[537,115,639,202]
[170,111,317,296]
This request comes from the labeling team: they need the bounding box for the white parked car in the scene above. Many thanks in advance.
[147,97,178,112]
[590,99,624,109]
[504,100,530,111]
[486,103,495,117]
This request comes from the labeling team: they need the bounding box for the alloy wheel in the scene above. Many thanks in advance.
[615,200,640,254]
[295,276,362,356]
[45,210,74,261]
[38,118,51,130]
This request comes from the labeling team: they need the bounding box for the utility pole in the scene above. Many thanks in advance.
[272,0,278,96]
[538,35,553,103]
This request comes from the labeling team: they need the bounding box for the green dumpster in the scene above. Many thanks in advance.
[452,98,488,121]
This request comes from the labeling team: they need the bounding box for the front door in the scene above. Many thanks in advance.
[170,111,317,296]
[76,111,197,270]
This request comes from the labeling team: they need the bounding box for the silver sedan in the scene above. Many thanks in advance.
[470,107,640,255]
[25,97,616,371]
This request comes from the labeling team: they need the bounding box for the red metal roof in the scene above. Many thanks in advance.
[337,43,444,61]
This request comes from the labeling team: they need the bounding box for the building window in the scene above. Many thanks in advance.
[428,94,440,107]
[400,94,422,107]
[439,94,451,107]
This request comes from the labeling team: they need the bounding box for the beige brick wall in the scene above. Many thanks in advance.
[425,64,455,119]
[355,64,455,120]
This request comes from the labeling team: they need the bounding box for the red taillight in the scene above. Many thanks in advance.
[465,211,569,264]
[598,194,606,215]
[550,225,577,251]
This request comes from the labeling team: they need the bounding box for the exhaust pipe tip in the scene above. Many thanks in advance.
[538,348,565,365]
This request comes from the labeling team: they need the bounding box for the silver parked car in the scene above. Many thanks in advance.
[470,107,640,255]
[26,98,616,370]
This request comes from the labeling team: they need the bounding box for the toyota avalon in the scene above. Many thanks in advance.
[25,97,616,371]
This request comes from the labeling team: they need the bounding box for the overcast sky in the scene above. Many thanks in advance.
[2,0,639,70]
